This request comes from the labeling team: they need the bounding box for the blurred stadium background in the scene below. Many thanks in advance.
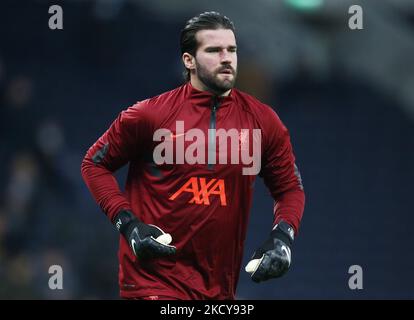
[0,0,413,299]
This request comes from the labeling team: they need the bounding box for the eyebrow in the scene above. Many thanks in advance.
[205,45,237,50]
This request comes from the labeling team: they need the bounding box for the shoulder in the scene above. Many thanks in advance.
[143,84,187,110]
[233,89,285,129]
[123,84,187,124]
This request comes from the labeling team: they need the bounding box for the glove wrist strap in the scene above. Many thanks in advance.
[271,221,294,247]
[113,209,139,236]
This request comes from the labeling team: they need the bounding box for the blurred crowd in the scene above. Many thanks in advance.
[0,62,119,299]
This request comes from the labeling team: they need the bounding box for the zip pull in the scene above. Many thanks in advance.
[212,96,219,112]
[208,96,220,170]
[211,95,220,121]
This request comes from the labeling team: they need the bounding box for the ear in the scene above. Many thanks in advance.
[182,53,195,70]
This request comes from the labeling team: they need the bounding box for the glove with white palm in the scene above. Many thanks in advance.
[245,220,294,282]
[114,210,176,259]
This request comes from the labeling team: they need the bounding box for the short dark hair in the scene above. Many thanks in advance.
[180,11,236,82]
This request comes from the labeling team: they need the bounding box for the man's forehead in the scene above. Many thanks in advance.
[196,29,236,47]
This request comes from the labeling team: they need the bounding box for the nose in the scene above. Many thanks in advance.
[220,49,232,64]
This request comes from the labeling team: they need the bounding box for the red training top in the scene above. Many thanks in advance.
[81,82,305,299]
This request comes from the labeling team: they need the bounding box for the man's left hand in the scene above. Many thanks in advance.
[245,220,295,282]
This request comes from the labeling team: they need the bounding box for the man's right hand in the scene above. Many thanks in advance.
[114,210,177,259]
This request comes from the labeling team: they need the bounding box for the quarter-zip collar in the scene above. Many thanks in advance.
[185,82,234,108]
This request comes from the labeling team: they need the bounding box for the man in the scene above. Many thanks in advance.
[81,12,305,300]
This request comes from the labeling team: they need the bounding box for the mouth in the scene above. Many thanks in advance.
[219,69,233,75]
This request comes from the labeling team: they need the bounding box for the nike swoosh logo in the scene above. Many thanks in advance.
[281,245,291,266]
[170,133,185,139]
[131,239,137,256]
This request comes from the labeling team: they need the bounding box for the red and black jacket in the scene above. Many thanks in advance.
[81,82,305,299]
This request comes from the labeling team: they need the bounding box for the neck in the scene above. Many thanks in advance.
[190,77,231,97]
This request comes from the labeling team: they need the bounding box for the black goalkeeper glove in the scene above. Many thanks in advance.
[114,210,177,259]
[245,220,295,282]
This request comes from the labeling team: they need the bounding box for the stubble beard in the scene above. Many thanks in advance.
[196,61,237,96]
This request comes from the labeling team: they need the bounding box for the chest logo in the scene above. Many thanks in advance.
[169,177,227,206]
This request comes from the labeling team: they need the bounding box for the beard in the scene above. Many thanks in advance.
[196,60,237,95]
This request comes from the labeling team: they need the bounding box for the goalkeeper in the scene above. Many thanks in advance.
[81,12,305,300]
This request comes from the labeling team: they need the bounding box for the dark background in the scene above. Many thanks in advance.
[0,0,413,299]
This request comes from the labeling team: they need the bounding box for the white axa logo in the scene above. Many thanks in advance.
[153,121,261,175]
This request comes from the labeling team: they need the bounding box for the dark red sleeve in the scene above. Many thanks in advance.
[81,101,153,222]
[259,108,305,235]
